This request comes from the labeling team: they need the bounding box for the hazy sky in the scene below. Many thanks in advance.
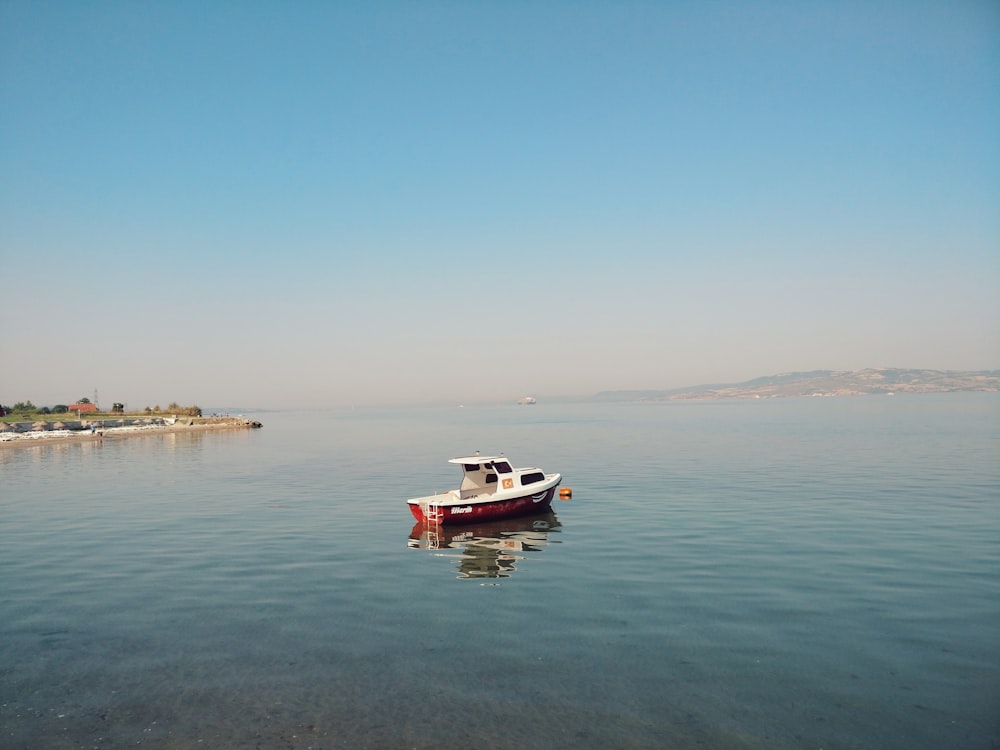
[2,1,997,409]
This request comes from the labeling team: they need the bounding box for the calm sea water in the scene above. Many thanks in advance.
[1,395,997,749]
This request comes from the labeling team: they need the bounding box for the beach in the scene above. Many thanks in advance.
[0,417,261,448]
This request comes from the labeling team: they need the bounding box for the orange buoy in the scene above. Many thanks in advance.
[559,487,572,500]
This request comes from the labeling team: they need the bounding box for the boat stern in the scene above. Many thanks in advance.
[407,491,458,524]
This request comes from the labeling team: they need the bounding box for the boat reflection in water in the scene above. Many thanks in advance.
[407,512,562,580]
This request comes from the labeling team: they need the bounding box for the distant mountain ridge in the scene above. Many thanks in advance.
[594,369,1000,402]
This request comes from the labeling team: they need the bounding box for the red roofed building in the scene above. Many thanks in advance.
[71,403,98,413]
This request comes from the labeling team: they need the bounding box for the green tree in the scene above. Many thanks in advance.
[166,402,202,416]
[52,405,69,413]
[77,397,91,404]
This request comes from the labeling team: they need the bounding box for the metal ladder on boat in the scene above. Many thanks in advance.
[420,499,444,525]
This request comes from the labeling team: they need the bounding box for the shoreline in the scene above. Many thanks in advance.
[0,418,262,449]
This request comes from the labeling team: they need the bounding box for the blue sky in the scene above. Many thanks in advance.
[1,1,997,409]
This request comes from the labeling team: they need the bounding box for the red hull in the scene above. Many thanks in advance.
[408,486,558,525]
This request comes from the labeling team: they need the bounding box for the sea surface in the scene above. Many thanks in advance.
[1,395,997,749]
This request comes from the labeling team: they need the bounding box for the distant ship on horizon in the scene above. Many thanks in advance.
[516,396,537,405]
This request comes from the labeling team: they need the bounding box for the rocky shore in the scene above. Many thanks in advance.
[0,416,262,448]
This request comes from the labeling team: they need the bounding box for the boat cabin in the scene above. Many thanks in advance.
[450,455,511,500]
[448,454,548,500]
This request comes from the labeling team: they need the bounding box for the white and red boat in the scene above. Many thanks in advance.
[407,453,561,525]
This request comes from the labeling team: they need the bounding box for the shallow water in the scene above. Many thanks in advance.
[1,395,998,748]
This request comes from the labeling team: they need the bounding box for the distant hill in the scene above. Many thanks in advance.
[594,369,1000,402]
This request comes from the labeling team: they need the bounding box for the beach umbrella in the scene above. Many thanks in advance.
[32,421,50,431]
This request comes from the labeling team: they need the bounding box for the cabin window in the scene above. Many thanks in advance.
[493,461,512,474]
[485,474,497,484]
[463,464,479,472]
[520,471,545,486]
